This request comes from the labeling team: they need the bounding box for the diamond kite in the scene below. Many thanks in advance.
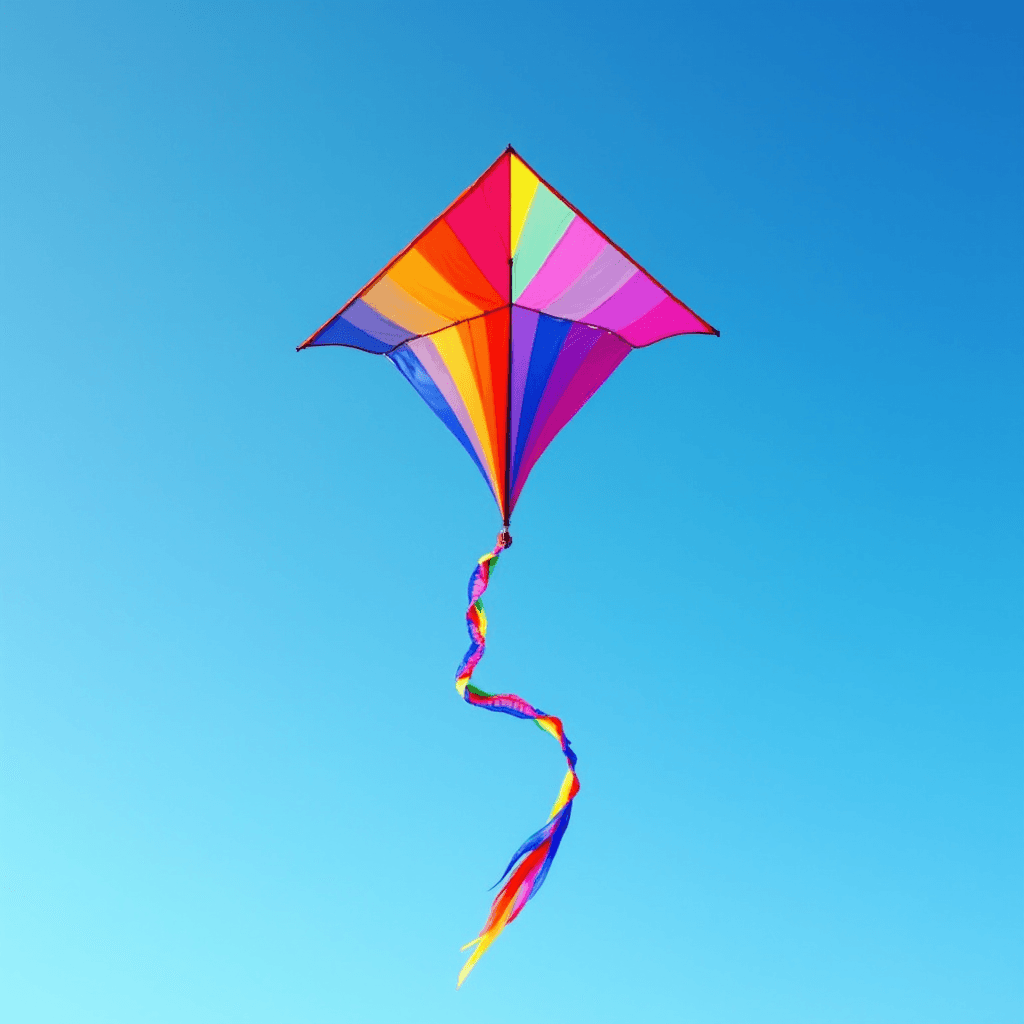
[299,146,717,985]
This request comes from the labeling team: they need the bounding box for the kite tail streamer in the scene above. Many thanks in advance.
[454,532,580,988]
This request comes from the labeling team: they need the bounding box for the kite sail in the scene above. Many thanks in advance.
[299,147,717,985]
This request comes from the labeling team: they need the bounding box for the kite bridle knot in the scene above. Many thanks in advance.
[497,528,513,550]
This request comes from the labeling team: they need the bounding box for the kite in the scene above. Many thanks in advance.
[299,147,717,985]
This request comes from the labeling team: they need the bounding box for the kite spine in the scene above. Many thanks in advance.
[454,535,579,987]
[504,253,513,526]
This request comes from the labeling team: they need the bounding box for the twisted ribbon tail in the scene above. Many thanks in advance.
[454,534,580,988]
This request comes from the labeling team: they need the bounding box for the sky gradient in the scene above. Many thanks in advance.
[2,3,1022,1022]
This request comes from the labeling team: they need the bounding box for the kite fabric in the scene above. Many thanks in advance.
[299,146,718,524]
[299,146,716,985]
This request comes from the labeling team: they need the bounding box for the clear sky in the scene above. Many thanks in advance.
[2,3,1022,1022]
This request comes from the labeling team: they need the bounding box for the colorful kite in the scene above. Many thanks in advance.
[299,147,717,985]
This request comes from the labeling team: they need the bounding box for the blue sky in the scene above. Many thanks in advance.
[2,2,1022,1021]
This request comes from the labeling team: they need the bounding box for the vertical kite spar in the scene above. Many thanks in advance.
[298,147,717,984]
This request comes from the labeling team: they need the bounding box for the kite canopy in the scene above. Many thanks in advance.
[300,147,718,524]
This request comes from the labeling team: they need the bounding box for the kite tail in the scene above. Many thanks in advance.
[454,531,580,988]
